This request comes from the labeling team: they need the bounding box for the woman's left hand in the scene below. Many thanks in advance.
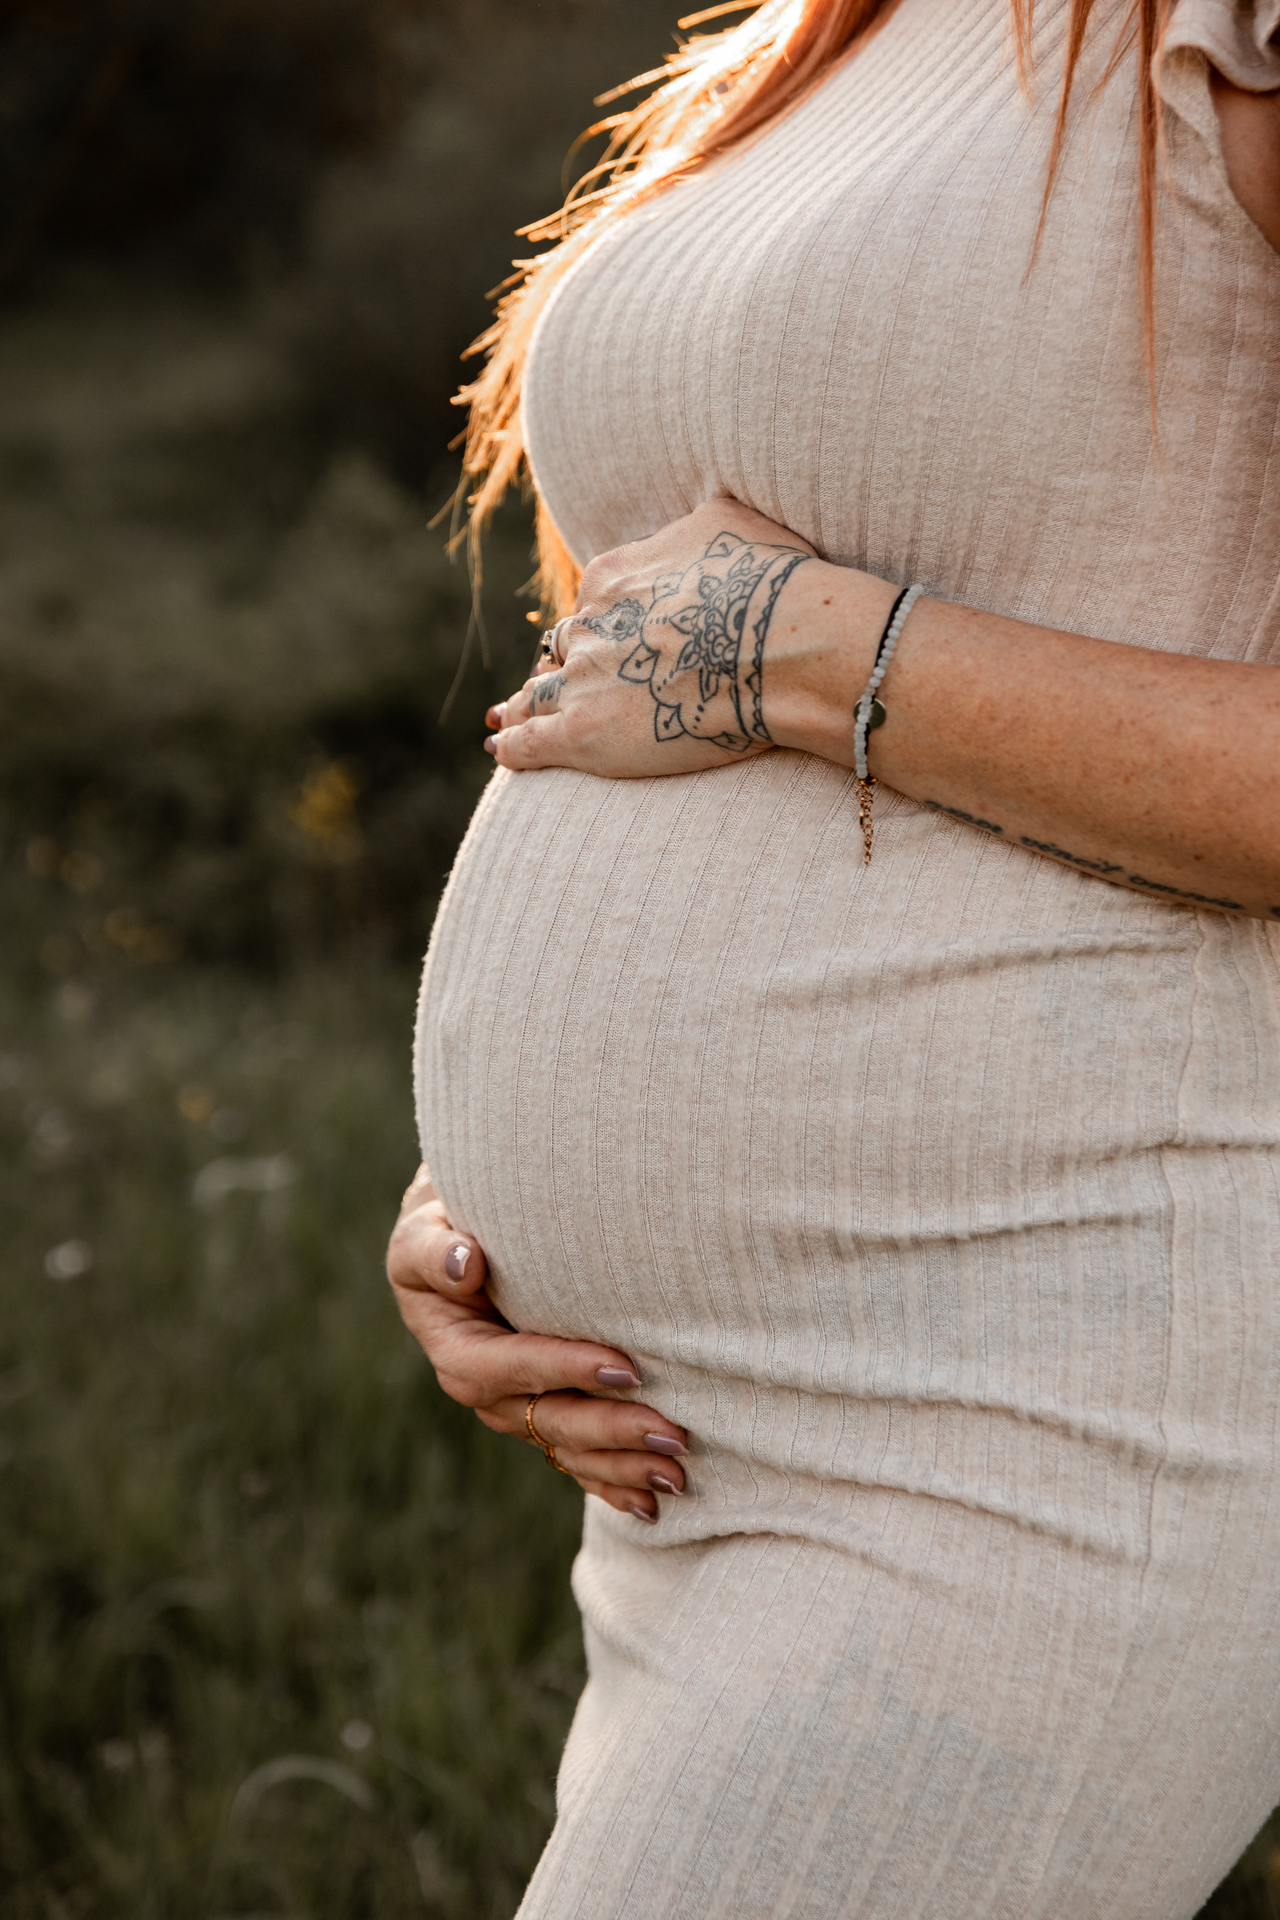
[387,1167,691,1521]
[484,497,888,779]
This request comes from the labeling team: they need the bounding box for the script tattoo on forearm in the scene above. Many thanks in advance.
[924,801,1251,912]
[580,532,809,752]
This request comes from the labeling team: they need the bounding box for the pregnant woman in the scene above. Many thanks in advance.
[387,1,1280,1913]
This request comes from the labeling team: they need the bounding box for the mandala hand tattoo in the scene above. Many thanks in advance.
[581,533,809,751]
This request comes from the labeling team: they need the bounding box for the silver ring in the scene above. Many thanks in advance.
[546,618,571,667]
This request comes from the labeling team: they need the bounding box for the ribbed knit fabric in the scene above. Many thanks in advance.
[415,2,1280,1914]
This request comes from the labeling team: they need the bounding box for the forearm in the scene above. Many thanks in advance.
[769,569,1280,920]
[490,499,1280,918]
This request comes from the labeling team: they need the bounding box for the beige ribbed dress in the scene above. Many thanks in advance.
[415,1,1280,1912]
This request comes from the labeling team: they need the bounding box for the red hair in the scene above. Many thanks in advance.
[458,0,1169,619]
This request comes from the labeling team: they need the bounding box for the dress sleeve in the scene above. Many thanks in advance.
[1157,0,1280,169]
[1163,0,1280,94]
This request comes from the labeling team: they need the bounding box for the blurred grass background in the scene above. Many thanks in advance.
[0,1,1275,1914]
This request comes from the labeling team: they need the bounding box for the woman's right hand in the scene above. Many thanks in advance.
[385,1166,689,1522]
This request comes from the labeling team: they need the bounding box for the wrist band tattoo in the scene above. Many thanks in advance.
[853,582,925,865]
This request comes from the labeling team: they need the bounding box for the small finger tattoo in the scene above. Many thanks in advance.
[530,671,565,710]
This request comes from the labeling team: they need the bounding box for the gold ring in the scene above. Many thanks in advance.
[526,1392,573,1475]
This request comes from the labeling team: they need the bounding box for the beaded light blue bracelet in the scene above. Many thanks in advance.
[853,582,925,864]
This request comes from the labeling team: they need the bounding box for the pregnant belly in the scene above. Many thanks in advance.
[413,757,1254,1552]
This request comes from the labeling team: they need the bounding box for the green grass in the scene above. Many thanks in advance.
[0,940,585,1918]
[0,277,586,1919]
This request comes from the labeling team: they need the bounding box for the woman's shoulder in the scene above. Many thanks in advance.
[1161,0,1280,253]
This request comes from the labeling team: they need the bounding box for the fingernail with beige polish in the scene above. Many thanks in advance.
[444,1243,471,1281]
[628,1504,658,1524]
[596,1366,640,1388]
[647,1471,684,1497]
[643,1433,686,1458]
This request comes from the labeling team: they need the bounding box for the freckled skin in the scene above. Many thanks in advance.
[488,494,1280,920]
[1212,71,1280,254]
